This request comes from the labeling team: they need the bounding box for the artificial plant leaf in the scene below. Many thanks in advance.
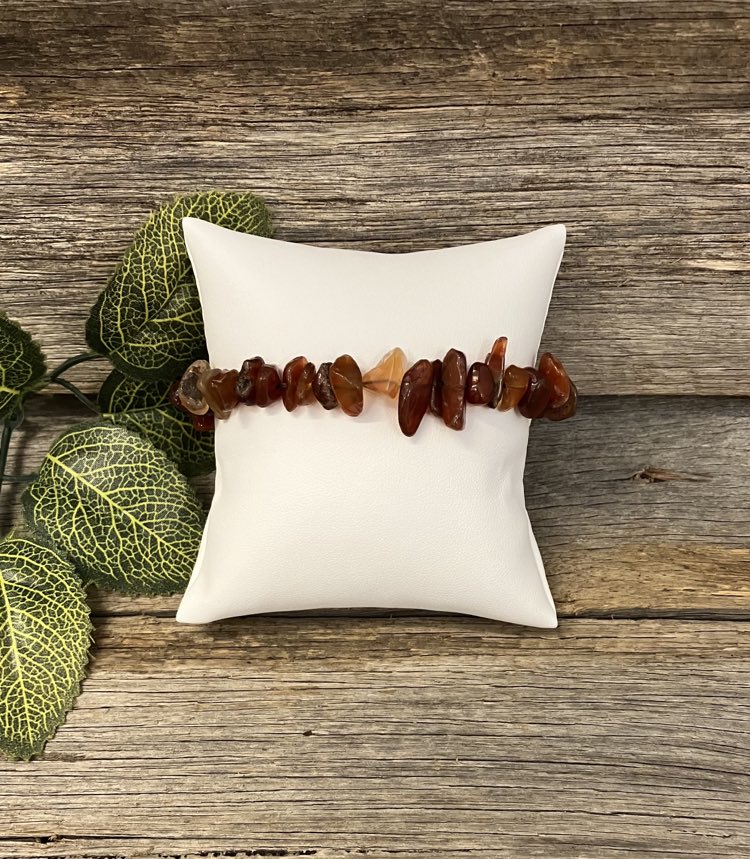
[85,191,272,382]
[0,313,47,419]
[0,536,91,760]
[99,369,214,477]
[23,423,204,594]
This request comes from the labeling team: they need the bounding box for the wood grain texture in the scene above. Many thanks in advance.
[3,393,749,619]
[1,1,749,395]
[0,617,749,857]
[2,3,749,856]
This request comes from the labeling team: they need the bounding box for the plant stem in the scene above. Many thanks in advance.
[2,472,37,484]
[0,420,15,498]
[47,351,103,382]
[50,378,101,414]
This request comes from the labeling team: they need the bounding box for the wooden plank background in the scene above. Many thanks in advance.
[1,1,749,857]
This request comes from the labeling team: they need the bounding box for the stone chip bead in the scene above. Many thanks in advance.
[168,381,190,415]
[429,358,442,417]
[313,362,338,410]
[198,368,240,420]
[177,359,211,415]
[485,336,507,408]
[191,412,215,433]
[545,381,578,421]
[518,367,551,419]
[441,348,467,430]
[538,352,572,408]
[362,347,407,398]
[466,361,494,405]
[329,354,364,416]
[235,356,264,404]
[498,364,530,412]
[398,359,434,437]
[255,364,284,407]
[282,356,308,412]
[296,361,317,406]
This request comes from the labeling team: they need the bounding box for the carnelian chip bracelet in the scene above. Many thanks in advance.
[169,337,578,437]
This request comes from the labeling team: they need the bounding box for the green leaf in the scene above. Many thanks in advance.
[0,313,47,419]
[0,536,91,760]
[23,423,204,594]
[99,369,214,477]
[85,191,272,381]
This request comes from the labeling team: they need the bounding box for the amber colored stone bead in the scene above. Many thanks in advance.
[398,359,434,437]
[191,412,215,433]
[518,367,551,419]
[330,354,364,417]
[362,347,407,398]
[485,336,507,408]
[498,365,531,411]
[255,364,283,407]
[177,359,210,415]
[236,356,264,405]
[199,368,239,420]
[545,382,578,421]
[313,362,338,410]
[282,356,308,412]
[429,359,442,417]
[538,352,572,409]
[466,361,494,405]
[441,348,467,430]
[296,361,317,406]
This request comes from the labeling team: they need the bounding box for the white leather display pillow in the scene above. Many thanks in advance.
[177,218,566,628]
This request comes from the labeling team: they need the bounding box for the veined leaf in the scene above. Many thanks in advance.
[0,314,46,419]
[99,369,214,477]
[23,423,204,594]
[0,536,91,760]
[85,191,272,381]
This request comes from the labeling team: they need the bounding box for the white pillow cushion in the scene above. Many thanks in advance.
[176,218,566,628]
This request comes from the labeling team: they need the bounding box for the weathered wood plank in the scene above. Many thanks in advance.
[0,617,748,857]
[1,1,749,395]
[2,394,748,618]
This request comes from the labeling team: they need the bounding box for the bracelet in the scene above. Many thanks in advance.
[170,338,577,437]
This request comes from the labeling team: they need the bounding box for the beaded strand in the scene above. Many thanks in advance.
[170,337,577,437]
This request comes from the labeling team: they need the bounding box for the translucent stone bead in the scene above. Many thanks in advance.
[198,368,239,420]
[282,356,308,412]
[330,354,364,416]
[296,361,317,406]
[256,364,283,407]
[441,348,467,431]
[485,336,507,408]
[518,367,551,419]
[168,381,190,414]
[178,359,210,415]
[313,362,338,410]
[362,347,407,398]
[236,356,264,404]
[398,359,433,437]
[545,381,578,421]
[538,352,572,408]
[191,412,215,433]
[498,365,530,412]
[466,361,494,405]
[429,358,442,416]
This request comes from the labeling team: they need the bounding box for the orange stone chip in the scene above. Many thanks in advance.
[363,347,407,398]
[330,354,364,416]
[441,348,467,431]
[498,365,530,412]
[538,352,572,409]
[398,359,434,437]
[485,336,507,408]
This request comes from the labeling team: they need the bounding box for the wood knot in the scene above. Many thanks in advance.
[627,465,709,483]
